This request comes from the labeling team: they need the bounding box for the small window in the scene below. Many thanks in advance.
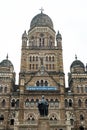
[80,115,84,121]
[25,99,29,107]
[0,87,3,93]
[85,99,87,107]
[10,119,14,125]
[65,99,68,107]
[78,99,82,107]
[0,115,4,121]
[4,87,7,93]
[2,99,6,107]
[69,99,73,107]
[70,119,74,125]
[16,99,19,108]
[11,99,15,107]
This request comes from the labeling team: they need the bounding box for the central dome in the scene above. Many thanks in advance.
[30,12,53,29]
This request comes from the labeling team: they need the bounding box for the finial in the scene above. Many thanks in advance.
[6,54,8,60]
[39,7,44,13]
[75,54,77,60]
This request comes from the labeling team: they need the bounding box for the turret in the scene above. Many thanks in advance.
[56,31,62,49]
[22,30,28,48]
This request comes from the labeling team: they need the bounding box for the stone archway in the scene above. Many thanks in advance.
[79,126,84,130]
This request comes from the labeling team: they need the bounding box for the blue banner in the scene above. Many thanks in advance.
[26,86,57,91]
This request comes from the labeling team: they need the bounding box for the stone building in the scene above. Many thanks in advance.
[0,10,87,130]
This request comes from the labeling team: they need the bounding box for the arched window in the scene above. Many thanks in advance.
[33,56,35,61]
[55,99,59,107]
[30,99,34,107]
[32,64,34,69]
[46,56,48,61]
[45,81,48,86]
[11,99,15,107]
[36,81,39,86]
[79,126,84,130]
[36,64,38,69]
[80,115,84,121]
[78,99,82,107]
[36,99,39,106]
[52,56,54,61]
[16,99,19,108]
[85,87,87,93]
[0,86,3,93]
[65,99,68,107]
[29,64,31,70]
[25,99,29,107]
[0,115,4,121]
[1,99,6,107]
[77,87,80,93]
[36,56,38,61]
[69,99,73,107]
[30,56,32,61]
[85,99,87,107]
[10,119,14,125]
[46,64,48,70]
[70,119,74,125]
[49,56,51,61]
[4,87,7,93]
[41,80,44,86]
[50,99,54,107]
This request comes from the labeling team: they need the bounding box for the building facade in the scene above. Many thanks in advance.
[0,11,87,130]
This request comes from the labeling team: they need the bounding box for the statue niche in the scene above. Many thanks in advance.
[38,96,49,117]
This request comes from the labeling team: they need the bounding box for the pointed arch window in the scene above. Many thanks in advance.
[80,115,84,121]
[0,115,4,121]
[36,56,38,61]
[36,81,39,86]
[55,99,59,107]
[45,81,48,86]
[46,56,48,61]
[78,99,82,107]
[52,56,54,61]
[1,99,6,107]
[50,99,54,107]
[16,99,19,108]
[30,99,34,107]
[4,87,7,93]
[30,56,32,61]
[70,119,74,125]
[25,99,29,107]
[41,80,44,86]
[65,99,68,107]
[69,99,73,107]
[11,99,15,107]
[10,119,14,125]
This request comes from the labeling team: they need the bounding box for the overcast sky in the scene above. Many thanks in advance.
[0,0,87,86]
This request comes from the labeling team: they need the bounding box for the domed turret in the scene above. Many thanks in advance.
[30,12,53,30]
[70,55,85,73]
[0,55,14,72]
[56,31,62,40]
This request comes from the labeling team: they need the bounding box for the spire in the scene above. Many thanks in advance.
[75,54,77,60]
[6,54,8,60]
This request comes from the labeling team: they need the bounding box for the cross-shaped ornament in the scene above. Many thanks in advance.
[39,7,44,13]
